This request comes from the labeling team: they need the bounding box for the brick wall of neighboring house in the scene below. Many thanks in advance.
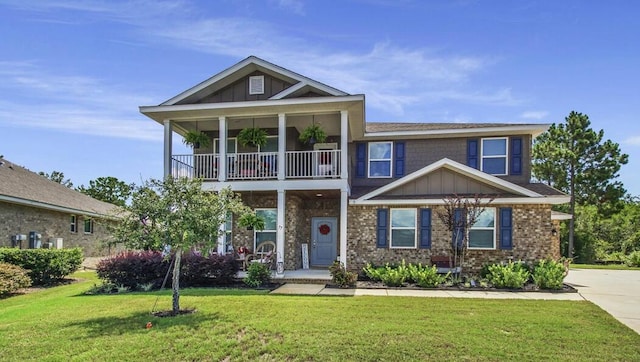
[0,202,114,256]
[346,203,558,273]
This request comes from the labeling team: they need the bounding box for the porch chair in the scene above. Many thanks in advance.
[249,240,276,269]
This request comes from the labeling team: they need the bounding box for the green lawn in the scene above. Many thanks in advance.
[571,263,640,270]
[1,272,638,361]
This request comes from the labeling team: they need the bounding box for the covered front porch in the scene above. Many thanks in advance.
[219,189,349,271]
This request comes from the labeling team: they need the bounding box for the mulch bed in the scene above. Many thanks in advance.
[328,280,578,293]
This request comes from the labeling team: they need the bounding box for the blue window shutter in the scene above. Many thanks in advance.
[394,141,405,178]
[500,207,513,250]
[452,208,465,249]
[510,137,522,175]
[356,142,366,178]
[419,208,431,249]
[467,139,479,169]
[376,208,388,248]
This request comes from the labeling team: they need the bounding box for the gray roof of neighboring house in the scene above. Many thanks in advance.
[365,122,542,133]
[0,158,119,218]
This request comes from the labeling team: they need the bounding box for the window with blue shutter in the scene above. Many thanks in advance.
[510,137,522,176]
[452,208,465,249]
[467,139,479,169]
[376,208,388,248]
[500,207,513,250]
[356,142,366,178]
[394,141,405,178]
[419,208,431,249]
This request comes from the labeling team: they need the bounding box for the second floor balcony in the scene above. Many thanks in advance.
[172,149,342,181]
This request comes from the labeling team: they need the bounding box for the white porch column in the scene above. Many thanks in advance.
[163,120,173,178]
[217,222,226,254]
[218,116,227,181]
[277,189,286,269]
[278,113,286,180]
[340,189,348,267]
[340,110,349,180]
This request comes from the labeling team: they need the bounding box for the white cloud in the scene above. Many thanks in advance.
[520,111,549,120]
[623,136,640,146]
[274,0,305,15]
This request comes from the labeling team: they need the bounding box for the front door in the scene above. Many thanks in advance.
[311,217,337,267]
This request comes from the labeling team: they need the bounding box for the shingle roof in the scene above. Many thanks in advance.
[365,122,541,133]
[0,158,118,218]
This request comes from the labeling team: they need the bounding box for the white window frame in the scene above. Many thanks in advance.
[368,141,393,178]
[390,208,417,249]
[213,137,237,154]
[70,215,77,233]
[224,212,233,254]
[258,135,278,153]
[83,218,94,234]
[254,208,277,251]
[481,137,508,176]
[249,75,265,95]
[468,208,496,250]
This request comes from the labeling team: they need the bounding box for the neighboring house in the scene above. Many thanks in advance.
[0,158,119,256]
[140,56,570,272]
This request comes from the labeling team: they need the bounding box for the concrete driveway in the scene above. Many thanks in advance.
[565,268,640,334]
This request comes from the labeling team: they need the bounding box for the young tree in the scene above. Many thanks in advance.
[77,176,134,207]
[110,177,254,314]
[532,111,628,258]
[436,194,494,277]
[38,170,73,188]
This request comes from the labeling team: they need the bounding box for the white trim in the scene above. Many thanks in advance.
[362,124,550,139]
[161,56,347,106]
[163,120,172,177]
[214,137,237,153]
[140,95,365,122]
[254,208,277,251]
[350,196,570,206]
[390,208,417,249]
[340,190,348,267]
[481,137,508,176]
[468,208,496,250]
[277,190,285,266]
[551,211,573,220]
[202,178,349,192]
[356,158,541,201]
[367,141,393,178]
[248,75,264,95]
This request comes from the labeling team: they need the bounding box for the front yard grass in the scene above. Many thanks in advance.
[571,263,640,270]
[1,272,638,361]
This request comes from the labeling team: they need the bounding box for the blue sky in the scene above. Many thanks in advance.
[1,0,638,195]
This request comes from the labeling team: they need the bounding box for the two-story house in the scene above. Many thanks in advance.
[140,56,569,272]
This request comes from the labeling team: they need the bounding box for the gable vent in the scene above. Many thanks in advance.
[249,75,265,95]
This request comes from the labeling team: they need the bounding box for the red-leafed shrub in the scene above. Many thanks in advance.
[96,251,238,291]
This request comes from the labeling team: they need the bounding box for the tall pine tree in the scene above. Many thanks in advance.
[532,111,628,258]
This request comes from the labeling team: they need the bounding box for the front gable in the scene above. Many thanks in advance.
[164,56,348,106]
[384,168,504,197]
[352,158,556,204]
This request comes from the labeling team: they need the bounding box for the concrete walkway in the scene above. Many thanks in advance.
[565,268,640,334]
[270,283,584,300]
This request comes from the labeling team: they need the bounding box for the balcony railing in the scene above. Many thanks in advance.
[171,149,341,181]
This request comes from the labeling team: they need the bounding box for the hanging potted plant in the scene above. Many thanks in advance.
[237,127,268,148]
[299,124,327,145]
[182,130,211,149]
[238,213,266,231]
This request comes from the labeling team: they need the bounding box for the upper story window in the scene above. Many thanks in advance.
[390,209,417,248]
[84,218,94,234]
[368,142,393,178]
[468,208,496,249]
[214,138,237,154]
[481,138,508,175]
[70,215,77,233]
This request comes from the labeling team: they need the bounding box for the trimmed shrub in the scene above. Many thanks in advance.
[244,262,271,287]
[487,262,531,289]
[0,262,32,296]
[0,248,83,285]
[408,263,448,288]
[96,251,238,291]
[626,251,640,267]
[97,251,169,290]
[532,259,566,290]
[329,261,357,288]
[181,253,237,287]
